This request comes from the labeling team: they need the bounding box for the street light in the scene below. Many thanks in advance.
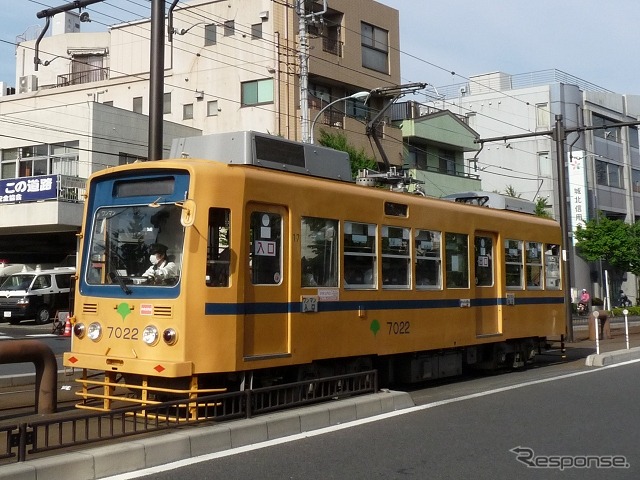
[310,91,370,144]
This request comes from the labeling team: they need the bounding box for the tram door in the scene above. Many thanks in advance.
[243,205,290,358]
[474,232,501,336]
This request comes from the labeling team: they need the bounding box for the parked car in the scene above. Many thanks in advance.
[0,267,75,324]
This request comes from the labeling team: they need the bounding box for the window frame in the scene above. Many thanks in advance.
[343,221,376,289]
[474,235,494,287]
[301,216,338,288]
[361,22,389,73]
[204,24,217,46]
[445,232,469,289]
[207,100,219,117]
[163,92,171,114]
[133,96,143,114]
[206,208,231,287]
[241,78,274,106]
[224,20,235,37]
[544,243,561,290]
[505,239,524,289]
[182,103,193,120]
[525,241,543,289]
[381,225,410,289]
[249,211,282,285]
[415,229,442,290]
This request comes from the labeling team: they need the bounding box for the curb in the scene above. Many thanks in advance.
[585,346,640,367]
[0,389,415,480]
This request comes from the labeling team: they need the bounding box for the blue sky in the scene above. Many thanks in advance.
[1,1,639,94]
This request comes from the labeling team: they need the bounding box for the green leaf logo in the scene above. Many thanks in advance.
[370,319,380,336]
[116,302,132,321]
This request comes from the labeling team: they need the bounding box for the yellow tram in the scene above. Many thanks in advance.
[63,131,565,411]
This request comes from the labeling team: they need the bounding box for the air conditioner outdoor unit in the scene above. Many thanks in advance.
[18,75,38,94]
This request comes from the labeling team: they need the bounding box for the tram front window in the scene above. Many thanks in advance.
[86,204,185,286]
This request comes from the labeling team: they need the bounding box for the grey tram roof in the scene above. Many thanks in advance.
[442,191,536,214]
[170,131,353,182]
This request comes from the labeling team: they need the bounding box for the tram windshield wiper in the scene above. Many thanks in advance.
[109,271,132,295]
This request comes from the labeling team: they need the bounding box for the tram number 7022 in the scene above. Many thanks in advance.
[387,321,410,335]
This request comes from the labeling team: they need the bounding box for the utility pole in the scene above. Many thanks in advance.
[296,1,327,143]
[148,0,165,161]
[297,0,310,143]
[553,115,575,341]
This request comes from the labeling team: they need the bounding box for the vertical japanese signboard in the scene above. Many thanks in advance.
[568,151,588,244]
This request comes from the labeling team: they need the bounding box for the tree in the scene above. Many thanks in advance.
[534,197,552,219]
[318,130,377,179]
[574,214,640,280]
[503,185,521,198]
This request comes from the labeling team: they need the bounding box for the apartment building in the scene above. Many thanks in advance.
[0,0,403,264]
[435,70,640,302]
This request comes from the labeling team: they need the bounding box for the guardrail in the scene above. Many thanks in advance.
[1,370,377,464]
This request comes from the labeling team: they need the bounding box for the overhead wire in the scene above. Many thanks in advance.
[4,0,621,192]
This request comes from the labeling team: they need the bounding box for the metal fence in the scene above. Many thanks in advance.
[58,175,86,203]
[1,370,377,464]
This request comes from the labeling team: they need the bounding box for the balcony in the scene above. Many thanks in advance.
[323,37,343,56]
[57,67,109,87]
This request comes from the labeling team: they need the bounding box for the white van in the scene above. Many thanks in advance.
[0,267,75,325]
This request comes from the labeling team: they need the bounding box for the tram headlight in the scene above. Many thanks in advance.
[142,325,159,346]
[73,323,86,338]
[162,328,178,346]
[87,322,102,341]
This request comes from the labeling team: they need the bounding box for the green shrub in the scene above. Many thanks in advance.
[612,306,640,316]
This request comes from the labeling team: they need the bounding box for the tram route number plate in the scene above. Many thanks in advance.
[301,295,319,313]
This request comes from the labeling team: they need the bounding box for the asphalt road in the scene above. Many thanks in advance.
[121,359,640,480]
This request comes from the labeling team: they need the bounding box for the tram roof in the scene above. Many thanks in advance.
[441,191,536,214]
[170,131,353,183]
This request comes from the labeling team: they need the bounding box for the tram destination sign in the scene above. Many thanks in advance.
[0,174,58,204]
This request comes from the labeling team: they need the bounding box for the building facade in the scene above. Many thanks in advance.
[0,0,403,264]
[436,70,640,304]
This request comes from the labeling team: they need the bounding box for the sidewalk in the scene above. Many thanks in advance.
[568,315,640,366]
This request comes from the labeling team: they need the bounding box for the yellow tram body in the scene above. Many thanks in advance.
[64,132,565,409]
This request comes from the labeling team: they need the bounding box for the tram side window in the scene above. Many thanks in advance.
[474,235,494,287]
[301,217,338,287]
[344,221,376,289]
[445,232,469,288]
[545,243,561,290]
[206,208,231,287]
[381,225,410,288]
[526,241,543,289]
[505,239,524,289]
[415,229,441,289]
[250,212,282,285]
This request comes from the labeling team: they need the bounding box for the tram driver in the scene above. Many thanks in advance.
[143,243,179,284]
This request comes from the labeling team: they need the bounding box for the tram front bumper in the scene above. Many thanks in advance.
[63,352,193,377]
